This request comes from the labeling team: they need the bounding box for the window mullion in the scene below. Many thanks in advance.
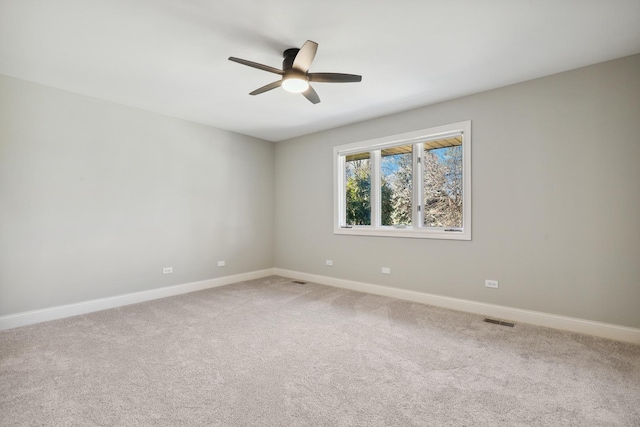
[413,143,423,228]
[371,150,381,227]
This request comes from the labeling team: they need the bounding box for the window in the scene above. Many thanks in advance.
[334,121,471,240]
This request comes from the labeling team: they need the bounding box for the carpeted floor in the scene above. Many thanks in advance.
[1,275,639,426]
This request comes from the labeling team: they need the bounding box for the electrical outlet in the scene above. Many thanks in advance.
[326,259,333,266]
[163,267,173,274]
[217,261,226,267]
[382,267,391,274]
[485,280,499,289]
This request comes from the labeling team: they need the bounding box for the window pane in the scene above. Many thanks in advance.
[423,144,463,228]
[345,153,371,225]
[380,145,412,226]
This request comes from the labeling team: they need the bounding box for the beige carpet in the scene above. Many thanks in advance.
[1,276,639,426]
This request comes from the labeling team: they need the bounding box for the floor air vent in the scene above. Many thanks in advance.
[292,280,307,285]
[484,318,515,327]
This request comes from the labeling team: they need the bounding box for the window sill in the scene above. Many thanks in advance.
[334,226,471,240]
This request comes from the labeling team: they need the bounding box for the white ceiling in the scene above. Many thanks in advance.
[1,0,639,142]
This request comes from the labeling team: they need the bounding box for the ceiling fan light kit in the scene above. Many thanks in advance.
[282,70,309,93]
[229,40,362,104]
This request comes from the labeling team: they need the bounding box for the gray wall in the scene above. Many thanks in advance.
[0,75,275,316]
[274,55,640,329]
[2,55,639,329]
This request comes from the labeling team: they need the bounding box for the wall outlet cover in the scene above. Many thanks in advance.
[485,280,499,288]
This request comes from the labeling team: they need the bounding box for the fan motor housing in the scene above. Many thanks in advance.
[283,48,300,70]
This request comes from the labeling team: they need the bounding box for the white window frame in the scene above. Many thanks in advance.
[334,120,471,240]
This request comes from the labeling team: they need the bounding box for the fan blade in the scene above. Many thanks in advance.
[308,73,362,83]
[229,57,283,75]
[292,40,318,72]
[249,80,282,95]
[302,85,321,104]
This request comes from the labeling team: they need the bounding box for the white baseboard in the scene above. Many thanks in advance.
[0,268,275,331]
[4,268,638,344]
[274,268,640,345]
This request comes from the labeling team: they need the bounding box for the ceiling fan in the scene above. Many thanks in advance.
[228,40,362,104]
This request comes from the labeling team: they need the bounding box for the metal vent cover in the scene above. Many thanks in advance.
[484,318,515,327]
